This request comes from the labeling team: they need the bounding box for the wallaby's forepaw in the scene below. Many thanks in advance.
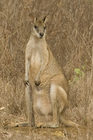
[34,79,41,86]
[24,80,30,86]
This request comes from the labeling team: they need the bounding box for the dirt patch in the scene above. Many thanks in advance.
[1,125,93,140]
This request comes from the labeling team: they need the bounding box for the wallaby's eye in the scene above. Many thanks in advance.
[34,25,37,29]
[44,26,46,30]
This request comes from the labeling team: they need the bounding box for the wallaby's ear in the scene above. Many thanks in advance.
[28,14,37,23]
[43,15,50,23]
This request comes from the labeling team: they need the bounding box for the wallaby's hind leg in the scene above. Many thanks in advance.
[7,84,35,129]
[25,84,35,127]
[40,84,79,128]
[47,84,59,127]
[38,84,60,128]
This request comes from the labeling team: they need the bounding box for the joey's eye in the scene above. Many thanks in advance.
[44,26,46,30]
[34,25,37,29]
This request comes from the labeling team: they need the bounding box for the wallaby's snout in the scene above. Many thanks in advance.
[40,32,44,38]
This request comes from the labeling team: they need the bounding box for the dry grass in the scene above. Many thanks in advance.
[0,0,93,139]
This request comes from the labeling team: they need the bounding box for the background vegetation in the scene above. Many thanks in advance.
[0,0,93,139]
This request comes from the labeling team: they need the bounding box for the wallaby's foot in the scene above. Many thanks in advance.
[4,122,34,129]
[34,80,41,86]
[36,122,59,128]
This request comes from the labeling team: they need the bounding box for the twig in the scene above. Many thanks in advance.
[0,11,7,19]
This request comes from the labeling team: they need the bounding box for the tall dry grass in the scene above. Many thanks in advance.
[0,0,93,139]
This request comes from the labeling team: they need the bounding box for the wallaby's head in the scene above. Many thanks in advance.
[29,14,49,39]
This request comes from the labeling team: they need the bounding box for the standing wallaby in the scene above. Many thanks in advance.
[8,15,79,128]
[24,14,79,128]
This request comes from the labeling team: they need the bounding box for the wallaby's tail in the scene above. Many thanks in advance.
[60,112,79,128]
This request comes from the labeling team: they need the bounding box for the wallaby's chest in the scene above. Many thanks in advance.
[31,49,41,69]
[29,41,44,76]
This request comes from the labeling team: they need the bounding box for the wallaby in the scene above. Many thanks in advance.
[8,15,79,128]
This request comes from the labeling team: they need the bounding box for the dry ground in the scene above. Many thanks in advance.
[0,0,93,139]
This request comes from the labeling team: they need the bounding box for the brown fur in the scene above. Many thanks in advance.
[8,15,79,128]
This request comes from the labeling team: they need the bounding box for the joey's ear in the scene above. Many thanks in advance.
[43,15,50,23]
[28,14,37,23]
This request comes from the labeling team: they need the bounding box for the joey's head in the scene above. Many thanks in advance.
[29,14,49,39]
